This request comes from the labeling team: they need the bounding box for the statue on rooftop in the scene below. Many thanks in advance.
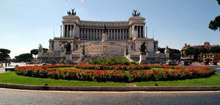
[132,10,141,17]
[71,9,76,15]
[67,9,76,15]
[67,11,71,15]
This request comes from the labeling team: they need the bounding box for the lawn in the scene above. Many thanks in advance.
[0,72,220,87]
[134,73,220,86]
[0,72,126,87]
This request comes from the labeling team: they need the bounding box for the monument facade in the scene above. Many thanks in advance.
[38,9,168,63]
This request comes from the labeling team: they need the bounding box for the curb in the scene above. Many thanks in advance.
[0,83,220,91]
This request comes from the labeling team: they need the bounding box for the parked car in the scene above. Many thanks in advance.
[5,65,19,72]
[40,63,49,66]
[166,60,177,65]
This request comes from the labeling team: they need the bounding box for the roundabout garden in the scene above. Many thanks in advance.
[0,58,219,87]
[14,63,215,82]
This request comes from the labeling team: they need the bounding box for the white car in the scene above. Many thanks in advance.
[5,65,19,72]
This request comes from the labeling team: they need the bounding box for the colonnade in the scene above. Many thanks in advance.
[63,25,75,37]
[135,26,144,38]
[79,28,129,40]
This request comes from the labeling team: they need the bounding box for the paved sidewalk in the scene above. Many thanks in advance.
[0,68,5,73]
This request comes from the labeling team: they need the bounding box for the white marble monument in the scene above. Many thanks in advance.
[38,9,168,63]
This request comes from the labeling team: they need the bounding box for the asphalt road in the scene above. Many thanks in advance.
[0,89,219,105]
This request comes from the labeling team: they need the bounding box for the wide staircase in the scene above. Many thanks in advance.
[71,41,141,63]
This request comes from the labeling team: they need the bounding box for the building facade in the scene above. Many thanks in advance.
[38,10,167,63]
[181,42,220,63]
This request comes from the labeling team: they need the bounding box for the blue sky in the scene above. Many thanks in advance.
[0,0,220,58]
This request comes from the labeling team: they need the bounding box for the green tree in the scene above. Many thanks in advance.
[185,47,197,55]
[209,0,220,31]
[185,47,198,60]
[30,49,38,58]
[210,46,220,53]
[198,47,208,54]
[15,53,33,62]
[43,48,48,53]
[0,48,11,62]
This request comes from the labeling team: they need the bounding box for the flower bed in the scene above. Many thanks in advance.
[74,64,151,70]
[73,64,183,70]
[15,64,215,82]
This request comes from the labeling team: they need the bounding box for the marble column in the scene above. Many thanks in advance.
[121,29,123,39]
[64,25,67,37]
[71,25,73,37]
[126,29,128,39]
[72,25,74,37]
[87,29,90,39]
[69,25,71,37]
[60,25,62,37]
[68,25,70,37]
[143,26,145,38]
[115,29,117,39]
[138,26,140,38]
[84,28,87,39]
[70,25,72,37]
[117,29,119,39]
[93,29,95,40]
[109,29,112,39]
[98,29,100,39]
[112,29,114,39]
[63,25,65,37]
[84,28,86,39]
[118,29,120,39]
[90,29,92,39]
[89,29,91,40]
[140,26,142,38]
[81,28,83,39]
[87,29,89,39]
[122,29,124,39]
[79,28,81,39]
[108,29,110,39]
[114,29,116,39]
[95,29,97,40]
[141,26,145,38]
[67,25,69,37]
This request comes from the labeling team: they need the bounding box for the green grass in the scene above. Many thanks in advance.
[134,73,220,87]
[0,72,220,87]
[0,72,126,87]
[59,67,77,70]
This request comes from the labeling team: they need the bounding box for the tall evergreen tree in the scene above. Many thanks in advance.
[15,53,33,62]
[30,49,38,58]
[0,48,11,62]
[209,0,220,31]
